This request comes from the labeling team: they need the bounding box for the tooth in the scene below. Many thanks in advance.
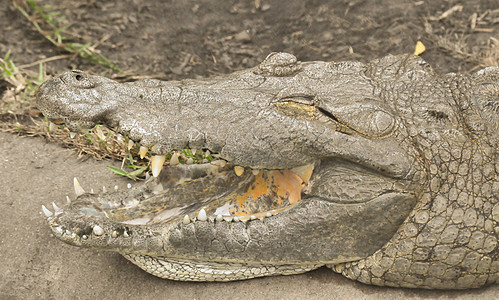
[53,226,63,234]
[117,134,123,141]
[69,132,77,139]
[52,202,62,212]
[205,150,211,157]
[114,185,119,191]
[250,215,256,220]
[123,230,129,237]
[224,216,233,222]
[183,215,191,224]
[82,235,88,240]
[73,177,85,196]
[233,216,240,222]
[145,172,151,180]
[90,188,94,193]
[102,186,107,193]
[66,196,71,204]
[186,157,194,165]
[95,126,106,140]
[49,122,57,132]
[216,214,223,222]
[197,208,207,221]
[266,212,272,217]
[170,152,180,166]
[92,225,104,236]
[191,148,197,155]
[139,146,148,159]
[127,183,132,189]
[42,205,53,217]
[111,231,118,238]
[151,155,166,177]
[252,168,260,176]
[127,140,134,150]
[290,163,315,184]
[234,166,244,176]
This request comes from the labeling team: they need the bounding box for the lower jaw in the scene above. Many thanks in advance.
[47,160,317,230]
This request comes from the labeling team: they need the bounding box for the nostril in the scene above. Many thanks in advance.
[75,74,82,81]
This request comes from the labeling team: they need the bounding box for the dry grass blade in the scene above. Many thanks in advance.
[13,0,121,72]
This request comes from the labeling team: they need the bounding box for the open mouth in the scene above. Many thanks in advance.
[43,147,317,237]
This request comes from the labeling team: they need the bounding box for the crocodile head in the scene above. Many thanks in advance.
[36,53,498,288]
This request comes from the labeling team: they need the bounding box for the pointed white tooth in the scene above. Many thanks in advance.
[49,122,57,132]
[102,186,107,193]
[191,148,197,155]
[82,235,88,240]
[224,216,233,222]
[183,215,191,224]
[266,212,272,218]
[127,183,132,189]
[216,214,224,222]
[233,216,240,222]
[117,134,123,141]
[73,177,85,196]
[52,226,63,234]
[52,202,62,212]
[123,230,129,237]
[95,125,106,140]
[90,188,94,194]
[111,230,118,238]
[69,132,77,139]
[66,196,71,204]
[205,150,211,157]
[252,168,260,175]
[114,185,119,191]
[169,152,180,166]
[197,208,207,221]
[92,225,104,236]
[186,157,194,165]
[234,166,244,176]
[145,172,151,180]
[127,140,134,150]
[42,205,53,217]
[139,146,148,159]
[250,215,256,220]
[151,155,166,177]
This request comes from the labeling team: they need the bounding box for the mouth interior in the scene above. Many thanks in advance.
[73,161,315,225]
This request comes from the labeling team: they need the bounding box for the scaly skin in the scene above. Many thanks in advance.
[36,53,498,289]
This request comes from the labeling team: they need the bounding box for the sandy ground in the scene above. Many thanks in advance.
[1,132,497,299]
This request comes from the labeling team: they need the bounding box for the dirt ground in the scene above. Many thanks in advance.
[0,0,498,299]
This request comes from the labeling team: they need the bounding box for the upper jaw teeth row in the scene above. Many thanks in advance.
[65,129,255,178]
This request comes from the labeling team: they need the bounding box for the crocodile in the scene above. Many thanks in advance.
[36,53,498,289]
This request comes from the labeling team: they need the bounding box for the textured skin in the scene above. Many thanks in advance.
[36,53,498,289]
